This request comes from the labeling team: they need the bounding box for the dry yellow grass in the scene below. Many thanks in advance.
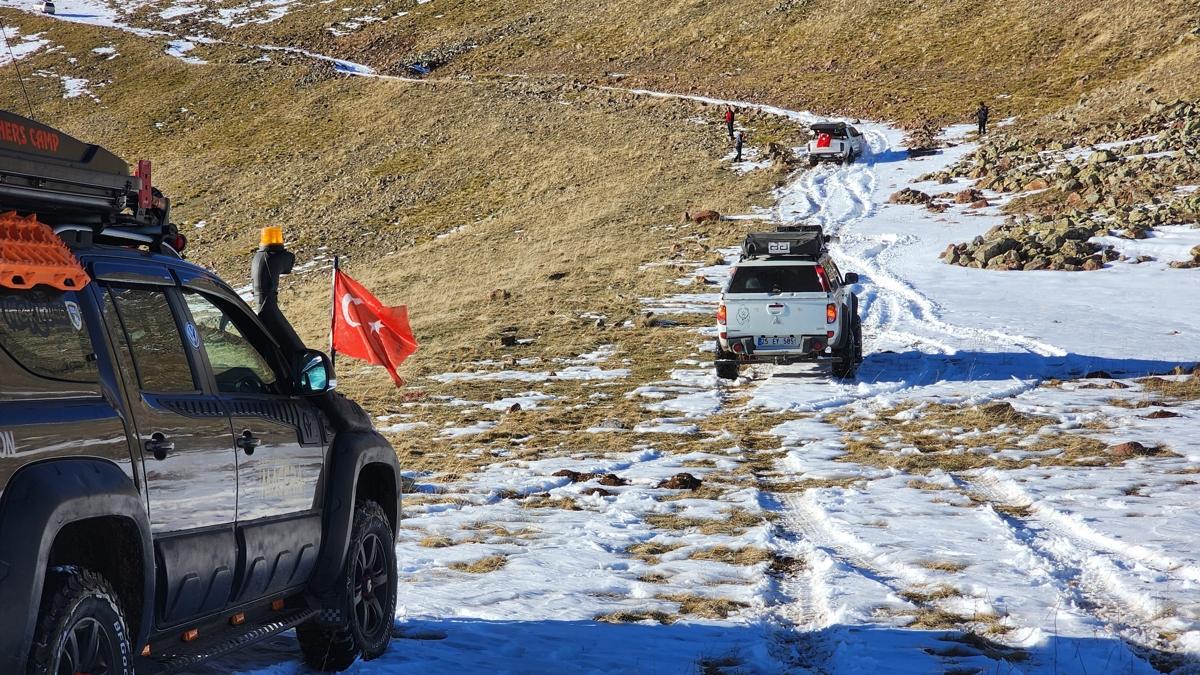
[626,541,684,564]
[448,555,509,574]
[645,509,774,536]
[656,594,749,620]
[594,610,676,625]
[899,584,963,604]
[688,546,772,566]
[917,559,969,574]
[418,535,456,548]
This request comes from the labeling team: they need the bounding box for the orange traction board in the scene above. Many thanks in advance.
[0,211,90,291]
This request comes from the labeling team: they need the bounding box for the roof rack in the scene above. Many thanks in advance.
[0,111,179,254]
[741,225,827,260]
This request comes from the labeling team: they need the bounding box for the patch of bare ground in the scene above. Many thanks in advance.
[917,559,969,574]
[594,610,676,625]
[637,572,670,584]
[656,594,749,620]
[1137,373,1200,401]
[645,509,775,536]
[697,655,743,675]
[899,584,962,604]
[521,495,582,511]
[626,541,684,564]
[831,400,1173,471]
[688,546,772,566]
[418,535,456,548]
[656,484,727,501]
[448,555,508,574]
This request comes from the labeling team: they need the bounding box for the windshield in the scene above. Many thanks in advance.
[728,266,824,293]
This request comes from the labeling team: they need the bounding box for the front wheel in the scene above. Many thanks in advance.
[297,501,397,672]
[28,567,134,675]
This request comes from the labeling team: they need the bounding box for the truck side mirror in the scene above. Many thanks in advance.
[294,349,336,394]
[843,272,859,284]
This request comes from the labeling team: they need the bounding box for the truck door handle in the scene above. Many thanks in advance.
[146,433,174,461]
[237,430,261,455]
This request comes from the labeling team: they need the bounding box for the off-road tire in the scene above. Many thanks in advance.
[297,501,396,671]
[28,566,134,675]
[807,156,818,168]
[832,316,862,379]
[715,360,740,380]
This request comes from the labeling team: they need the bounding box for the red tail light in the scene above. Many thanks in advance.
[811,340,825,352]
[814,265,831,292]
[732,342,745,353]
[816,133,831,148]
[826,303,837,324]
[716,304,727,324]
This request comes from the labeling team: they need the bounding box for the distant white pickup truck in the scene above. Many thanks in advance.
[807,122,865,166]
[715,227,863,379]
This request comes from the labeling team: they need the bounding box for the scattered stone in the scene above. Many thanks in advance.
[682,209,721,224]
[1022,177,1050,191]
[1142,410,1181,419]
[889,188,932,205]
[598,473,630,486]
[595,418,627,430]
[552,469,599,483]
[489,288,511,301]
[656,473,703,490]
[581,487,614,497]
[969,198,989,208]
[954,188,984,204]
[547,271,568,281]
[1107,441,1157,457]
[507,402,522,413]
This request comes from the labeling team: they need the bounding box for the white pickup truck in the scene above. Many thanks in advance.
[807,122,865,166]
[715,228,863,379]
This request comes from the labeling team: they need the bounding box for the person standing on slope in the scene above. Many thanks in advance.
[734,131,745,162]
[974,102,990,136]
[725,105,736,140]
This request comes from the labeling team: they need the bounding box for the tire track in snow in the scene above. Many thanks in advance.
[957,471,1197,661]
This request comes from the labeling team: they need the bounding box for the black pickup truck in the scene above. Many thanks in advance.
[0,111,402,673]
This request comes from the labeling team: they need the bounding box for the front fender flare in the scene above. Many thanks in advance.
[309,430,401,606]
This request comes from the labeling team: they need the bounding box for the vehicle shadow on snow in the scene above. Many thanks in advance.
[204,618,774,674]
[206,617,1168,674]
[851,349,1192,387]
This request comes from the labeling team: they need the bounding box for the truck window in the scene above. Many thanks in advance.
[107,287,197,393]
[728,266,824,293]
[183,291,281,395]
[0,288,97,383]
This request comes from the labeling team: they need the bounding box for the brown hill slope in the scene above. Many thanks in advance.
[231,0,1200,124]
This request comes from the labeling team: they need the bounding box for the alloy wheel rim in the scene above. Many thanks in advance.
[352,533,390,638]
[57,616,113,675]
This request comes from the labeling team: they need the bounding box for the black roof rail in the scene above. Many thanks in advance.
[0,110,177,252]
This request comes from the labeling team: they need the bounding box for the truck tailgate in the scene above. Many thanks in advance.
[724,293,828,340]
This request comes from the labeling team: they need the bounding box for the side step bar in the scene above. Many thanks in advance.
[138,608,318,674]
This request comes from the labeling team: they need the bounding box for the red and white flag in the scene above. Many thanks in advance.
[332,269,418,386]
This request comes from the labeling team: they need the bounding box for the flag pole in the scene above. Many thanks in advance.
[330,255,339,370]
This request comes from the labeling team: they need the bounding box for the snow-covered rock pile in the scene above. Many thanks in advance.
[927,98,1200,271]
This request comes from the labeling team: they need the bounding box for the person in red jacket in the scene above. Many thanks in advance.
[724,106,735,140]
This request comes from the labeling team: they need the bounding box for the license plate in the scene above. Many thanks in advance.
[756,336,798,348]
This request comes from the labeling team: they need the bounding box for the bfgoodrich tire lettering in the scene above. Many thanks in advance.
[297,500,397,671]
[28,566,133,675]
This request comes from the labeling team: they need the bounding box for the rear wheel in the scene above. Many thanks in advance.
[297,500,397,672]
[832,316,862,379]
[28,567,133,675]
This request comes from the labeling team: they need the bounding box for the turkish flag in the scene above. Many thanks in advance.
[332,269,419,386]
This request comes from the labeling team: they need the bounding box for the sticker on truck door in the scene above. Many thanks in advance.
[768,241,791,254]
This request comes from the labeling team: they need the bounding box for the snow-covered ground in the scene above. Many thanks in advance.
[9,4,1198,671]
[208,98,1198,673]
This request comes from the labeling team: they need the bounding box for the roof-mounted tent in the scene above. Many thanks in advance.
[0,110,177,252]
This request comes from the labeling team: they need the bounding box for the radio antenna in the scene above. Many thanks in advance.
[0,23,35,119]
